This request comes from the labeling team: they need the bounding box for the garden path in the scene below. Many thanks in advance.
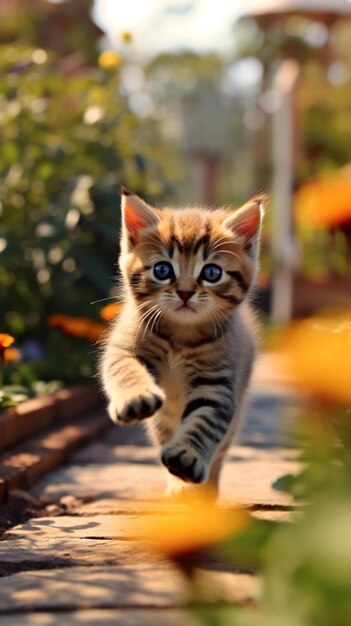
[0,354,299,626]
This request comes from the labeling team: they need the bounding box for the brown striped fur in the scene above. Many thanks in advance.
[99,190,265,498]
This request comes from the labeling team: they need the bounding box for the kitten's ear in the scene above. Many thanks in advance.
[121,187,159,247]
[223,194,266,252]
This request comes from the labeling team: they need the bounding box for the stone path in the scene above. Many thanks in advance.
[0,355,299,625]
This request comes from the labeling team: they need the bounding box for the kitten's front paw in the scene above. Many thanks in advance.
[108,384,165,425]
[161,442,209,484]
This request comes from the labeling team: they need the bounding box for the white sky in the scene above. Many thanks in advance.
[93,0,248,56]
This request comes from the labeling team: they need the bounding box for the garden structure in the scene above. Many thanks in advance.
[239,0,351,322]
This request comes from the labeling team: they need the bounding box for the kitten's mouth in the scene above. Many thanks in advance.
[175,303,196,313]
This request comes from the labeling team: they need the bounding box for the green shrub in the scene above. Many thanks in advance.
[0,45,170,383]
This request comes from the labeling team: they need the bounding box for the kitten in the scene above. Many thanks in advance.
[100,188,264,498]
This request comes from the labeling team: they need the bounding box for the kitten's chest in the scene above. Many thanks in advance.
[158,351,187,418]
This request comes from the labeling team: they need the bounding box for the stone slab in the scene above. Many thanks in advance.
[240,391,293,448]
[221,447,299,506]
[226,445,299,463]
[32,463,166,503]
[73,498,294,523]
[32,449,298,507]
[73,439,298,467]
[73,443,159,465]
[0,609,201,626]
[0,537,149,576]
[6,515,142,540]
[62,497,181,516]
[0,565,257,612]
[5,505,292,544]
[97,424,150,447]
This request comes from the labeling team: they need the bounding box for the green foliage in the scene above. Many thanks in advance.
[219,518,276,570]
[191,413,351,626]
[0,43,170,383]
[0,386,32,408]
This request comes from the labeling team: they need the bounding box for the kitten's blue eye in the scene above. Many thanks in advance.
[201,264,222,283]
[153,261,174,281]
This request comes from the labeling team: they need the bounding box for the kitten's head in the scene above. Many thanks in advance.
[119,188,265,328]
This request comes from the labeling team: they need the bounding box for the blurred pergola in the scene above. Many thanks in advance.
[239,0,351,322]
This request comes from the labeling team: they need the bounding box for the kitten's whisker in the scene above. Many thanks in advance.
[208,236,232,251]
[215,312,228,341]
[143,234,167,247]
[142,307,161,339]
[136,306,158,334]
[210,240,240,254]
[208,305,226,341]
[150,308,163,336]
[90,296,123,306]
[209,237,241,260]
[139,238,164,250]
[209,235,230,246]
[208,309,221,340]
[93,325,111,345]
[136,300,154,311]
[137,311,156,339]
[216,250,241,260]
[139,304,159,322]
[138,305,159,327]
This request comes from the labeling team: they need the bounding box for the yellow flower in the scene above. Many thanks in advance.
[278,312,351,406]
[99,302,123,320]
[121,31,133,43]
[0,334,14,352]
[98,50,122,71]
[137,493,248,560]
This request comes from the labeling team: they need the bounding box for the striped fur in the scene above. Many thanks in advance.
[100,190,265,498]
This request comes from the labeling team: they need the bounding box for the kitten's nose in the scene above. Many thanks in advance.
[177,290,195,304]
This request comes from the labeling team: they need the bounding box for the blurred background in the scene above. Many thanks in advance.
[1,0,351,389]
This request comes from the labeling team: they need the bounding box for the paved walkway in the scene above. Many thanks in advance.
[0,355,299,625]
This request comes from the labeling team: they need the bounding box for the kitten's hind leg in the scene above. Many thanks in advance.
[164,432,233,500]
[166,474,218,502]
[207,436,232,492]
[161,440,209,485]
[161,395,235,487]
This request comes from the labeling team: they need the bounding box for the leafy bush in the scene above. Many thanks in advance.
[0,44,170,383]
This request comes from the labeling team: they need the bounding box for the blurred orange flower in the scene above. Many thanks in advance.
[47,315,106,342]
[0,334,14,352]
[4,348,21,363]
[137,493,247,560]
[295,169,351,229]
[279,312,351,406]
[0,334,15,387]
[99,302,124,320]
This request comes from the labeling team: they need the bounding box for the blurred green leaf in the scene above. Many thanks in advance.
[218,518,277,569]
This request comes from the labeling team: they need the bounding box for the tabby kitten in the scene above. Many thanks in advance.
[100,189,264,497]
